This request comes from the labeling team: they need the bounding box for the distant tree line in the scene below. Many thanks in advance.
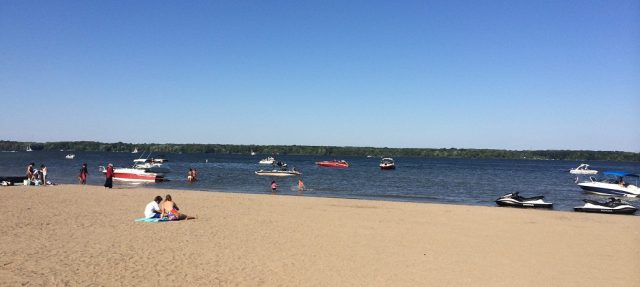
[1,140,638,161]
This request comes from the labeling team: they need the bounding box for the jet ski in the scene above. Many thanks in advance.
[495,192,553,208]
[574,198,638,215]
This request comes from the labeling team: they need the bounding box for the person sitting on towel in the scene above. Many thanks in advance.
[144,196,163,219]
[160,194,195,220]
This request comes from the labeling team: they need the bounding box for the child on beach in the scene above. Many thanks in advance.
[271,181,278,192]
[40,164,47,186]
[79,163,88,184]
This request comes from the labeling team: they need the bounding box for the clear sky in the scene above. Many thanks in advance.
[1,1,638,151]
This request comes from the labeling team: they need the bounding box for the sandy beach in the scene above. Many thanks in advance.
[1,184,638,286]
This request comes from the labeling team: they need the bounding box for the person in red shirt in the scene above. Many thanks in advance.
[104,163,114,189]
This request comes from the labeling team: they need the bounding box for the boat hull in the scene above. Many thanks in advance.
[574,205,637,215]
[255,170,301,177]
[108,168,164,182]
[316,161,349,168]
[380,164,395,170]
[577,182,640,197]
[570,170,597,175]
[495,199,553,208]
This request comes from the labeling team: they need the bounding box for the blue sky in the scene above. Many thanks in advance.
[1,1,638,151]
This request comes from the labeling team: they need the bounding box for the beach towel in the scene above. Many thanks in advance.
[134,217,169,223]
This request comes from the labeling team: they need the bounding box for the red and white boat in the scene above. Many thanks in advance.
[100,158,169,182]
[316,160,350,168]
[106,167,165,182]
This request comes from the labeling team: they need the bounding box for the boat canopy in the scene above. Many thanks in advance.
[602,171,639,178]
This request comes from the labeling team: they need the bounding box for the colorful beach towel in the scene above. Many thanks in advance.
[134,217,169,223]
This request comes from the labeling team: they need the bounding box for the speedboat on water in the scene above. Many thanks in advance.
[132,158,171,173]
[100,166,166,182]
[379,158,395,170]
[495,192,553,208]
[100,157,170,182]
[65,154,75,159]
[569,163,597,175]
[259,157,276,165]
[576,171,640,197]
[316,160,350,168]
[574,198,638,215]
[255,169,301,177]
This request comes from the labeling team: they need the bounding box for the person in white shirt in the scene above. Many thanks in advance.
[144,196,163,218]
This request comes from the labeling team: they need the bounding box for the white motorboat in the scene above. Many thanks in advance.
[100,157,170,182]
[65,154,75,159]
[259,157,276,165]
[255,169,301,177]
[379,158,395,170]
[577,171,640,197]
[569,164,597,175]
[132,158,171,173]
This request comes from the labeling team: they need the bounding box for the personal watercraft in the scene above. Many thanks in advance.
[495,192,553,208]
[573,198,637,215]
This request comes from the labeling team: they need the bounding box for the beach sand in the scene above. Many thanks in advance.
[1,185,639,286]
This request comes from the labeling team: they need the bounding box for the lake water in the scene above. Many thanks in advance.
[2,151,639,214]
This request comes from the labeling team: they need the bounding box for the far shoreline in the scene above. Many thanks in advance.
[1,140,639,161]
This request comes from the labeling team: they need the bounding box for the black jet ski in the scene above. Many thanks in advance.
[574,198,638,215]
[495,192,553,208]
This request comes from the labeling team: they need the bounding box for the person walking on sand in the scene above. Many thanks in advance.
[40,164,48,186]
[79,163,88,184]
[104,163,114,189]
[271,180,278,192]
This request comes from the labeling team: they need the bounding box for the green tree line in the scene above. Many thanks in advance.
[1,140,638,161]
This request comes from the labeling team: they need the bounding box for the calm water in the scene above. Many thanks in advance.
[2,151,639,214]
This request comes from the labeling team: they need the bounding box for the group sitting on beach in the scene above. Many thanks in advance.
[144,194,196,221]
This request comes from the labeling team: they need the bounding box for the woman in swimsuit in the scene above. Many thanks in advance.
[160,194,195,220]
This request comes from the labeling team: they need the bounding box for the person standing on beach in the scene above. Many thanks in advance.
[298,179,305,191]
[79,163,88,184]
[40,164,48,186]
[104,163,114,189]
[26,162,34,181]
[271,180,278,192]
